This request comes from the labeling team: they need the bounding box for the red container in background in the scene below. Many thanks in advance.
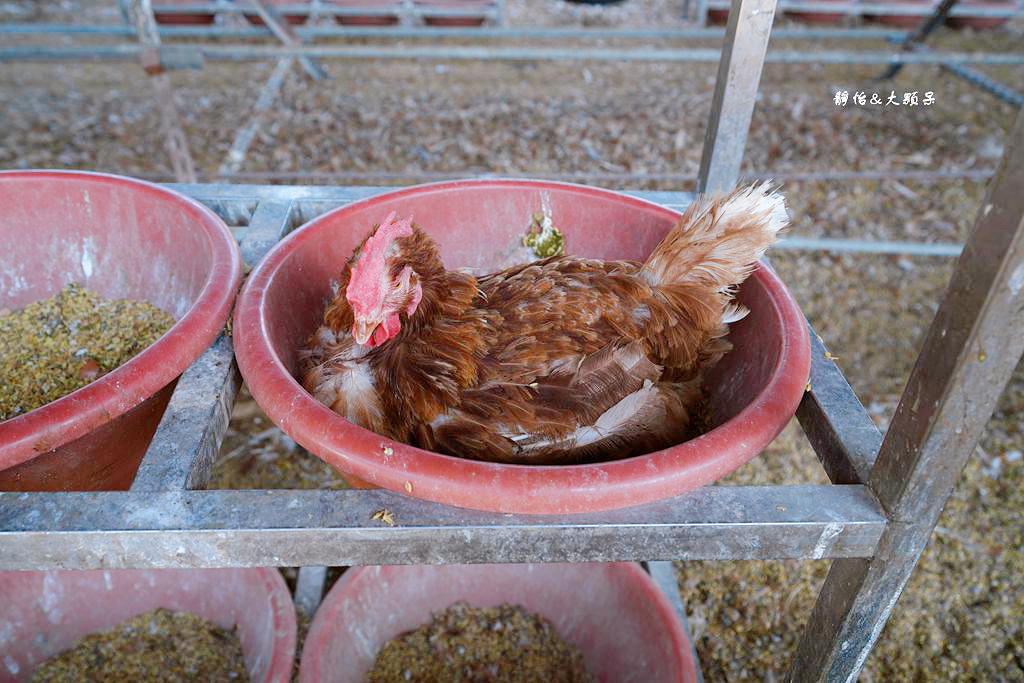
[324,0,401,25]
[706,7,730,23]
[414,0,491,25]
[153,0,216,25]
[299,563,698,683]
[0,170,242,491]
[233,179,810,514]
[245,0,310,25]
[865,0,932,27]
[786,0,851,25]
[0,568,296,683]
[945,0,1012,28]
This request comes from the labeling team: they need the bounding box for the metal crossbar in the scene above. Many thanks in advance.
[4,43,1024,65]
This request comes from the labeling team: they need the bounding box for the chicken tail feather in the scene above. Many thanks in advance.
[642,181,788,291]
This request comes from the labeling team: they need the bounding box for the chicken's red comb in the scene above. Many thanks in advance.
[347,211,415,313]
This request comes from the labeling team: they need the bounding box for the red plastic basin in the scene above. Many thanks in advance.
[865,0,932,27]
[244,0,310,25]
[298,562,697,682]
[415,0,491,26]
[324,0,401,25]
[0,568,296,683]
[0,170,242,491]
[153,0,216,25]
[233,179,810,514]
[785,0,850,25]
[945,0,1011,28]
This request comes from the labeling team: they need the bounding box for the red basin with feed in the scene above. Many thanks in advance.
[298,562,698,682]
[233,179,810,514]
[0,567,296,683]
[0,170,242,491]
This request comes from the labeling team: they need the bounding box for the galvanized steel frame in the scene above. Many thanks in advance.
[3,2,1024,680]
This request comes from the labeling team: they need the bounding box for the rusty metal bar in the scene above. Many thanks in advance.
[789,108,1024,683]
[696,0,777,194]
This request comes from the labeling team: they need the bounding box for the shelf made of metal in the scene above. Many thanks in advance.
[0,184,887,571]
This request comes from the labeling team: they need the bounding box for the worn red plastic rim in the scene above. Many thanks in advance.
[0,567,297,683]
[0,170,243,471]
[299,563,697,682]
[234,179,810,514]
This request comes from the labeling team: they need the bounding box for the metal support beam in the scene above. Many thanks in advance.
[218,57,295,176]
[0,22,917,40]
[941,61,1024,108]
[130,199,295,492]
[647,561,705,682]
[796,326,883,485]
[697,0,777,194]
[240,199,297,267]
[877,0,958,81]
[294,565,329,618]
[5,43,1024,65]
[124,0,197,183]
[130,334,240,492]
[0,485,886,569]
[247,0,327,81]
[789,108,1024,682]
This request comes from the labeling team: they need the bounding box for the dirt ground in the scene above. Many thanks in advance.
[2,1,1022,680]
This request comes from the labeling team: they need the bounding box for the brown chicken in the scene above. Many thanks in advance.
[300,183,788,465]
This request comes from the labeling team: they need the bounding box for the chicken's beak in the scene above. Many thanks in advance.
[352,318,378,346]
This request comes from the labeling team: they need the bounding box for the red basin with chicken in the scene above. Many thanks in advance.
[233,179,810,514]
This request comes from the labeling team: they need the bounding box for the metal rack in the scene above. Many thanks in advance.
[2,0,1024,680]
[695,0,1024,25]
[146,0,507,26]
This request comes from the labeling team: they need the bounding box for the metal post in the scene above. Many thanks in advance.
[788,108,1024,682]
[247,0,327,80]
[125,0,198,183]
[696,0,777,194]
[218,57,295,176]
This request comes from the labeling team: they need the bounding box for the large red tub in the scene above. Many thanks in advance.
[298,562,698,682]
[234,179,810,514]
[0,170,242,491]
[0,568,296,683]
